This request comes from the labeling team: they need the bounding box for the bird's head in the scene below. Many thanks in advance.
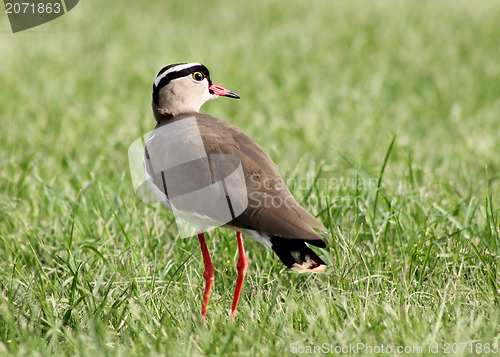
[152,63,240,120]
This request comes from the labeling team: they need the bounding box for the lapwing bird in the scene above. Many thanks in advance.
[144,63,327,322]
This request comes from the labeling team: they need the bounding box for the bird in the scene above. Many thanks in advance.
[143,62,327,322]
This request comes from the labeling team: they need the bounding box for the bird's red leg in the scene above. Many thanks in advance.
[197,233,214,324]
[231,231,248,320]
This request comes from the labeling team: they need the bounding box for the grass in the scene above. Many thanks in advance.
[1,0,500,355]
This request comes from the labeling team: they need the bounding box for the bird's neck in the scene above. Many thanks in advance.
[152,102,199,123]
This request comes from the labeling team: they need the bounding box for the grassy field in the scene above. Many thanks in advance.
[1,0,500,355]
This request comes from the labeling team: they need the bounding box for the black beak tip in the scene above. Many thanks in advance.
[227,91,240,99]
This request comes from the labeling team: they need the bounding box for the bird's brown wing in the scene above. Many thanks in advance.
[193,113,327,241]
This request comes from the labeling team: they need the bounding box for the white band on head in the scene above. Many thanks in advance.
[154,63,202,88]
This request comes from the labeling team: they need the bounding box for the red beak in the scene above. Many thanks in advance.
[209,84,240,99]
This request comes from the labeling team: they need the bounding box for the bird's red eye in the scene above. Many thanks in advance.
[193,72,204,82]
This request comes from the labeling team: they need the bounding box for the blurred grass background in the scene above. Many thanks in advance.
[1,0,500,355]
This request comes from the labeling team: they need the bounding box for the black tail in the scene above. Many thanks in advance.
[270,237,326,272]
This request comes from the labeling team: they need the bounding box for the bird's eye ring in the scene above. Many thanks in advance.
[192,72,204,82]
